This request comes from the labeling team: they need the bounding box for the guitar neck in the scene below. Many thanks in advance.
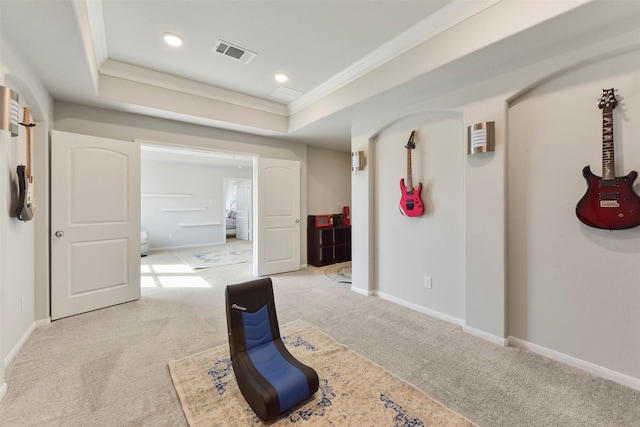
[406,148,413,191]
[21,107,34,182]
[25,125,32,180]
[602,108,615,181]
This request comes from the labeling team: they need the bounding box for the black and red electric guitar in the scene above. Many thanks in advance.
[576,88,640,230]
[399,130,424,217]
[16,107,35,222]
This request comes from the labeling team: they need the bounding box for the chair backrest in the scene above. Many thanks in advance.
[225,277,281,359]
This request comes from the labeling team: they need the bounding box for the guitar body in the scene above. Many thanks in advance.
[399,178,424,217]
[399,130,424,217]
[576,165,640,230]
[16,165,34,221]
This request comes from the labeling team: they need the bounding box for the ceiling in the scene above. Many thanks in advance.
[0,0,498,152]
[2,1,638,156]
[99,1,448,103]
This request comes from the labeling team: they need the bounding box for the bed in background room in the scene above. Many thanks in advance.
[226,208,237,237]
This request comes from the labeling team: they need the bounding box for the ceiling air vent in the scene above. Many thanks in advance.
[214,40,257,64]
[272,87,303,102]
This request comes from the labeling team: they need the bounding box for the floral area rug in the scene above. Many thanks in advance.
[322,261,352,283]
[175,240,252,269]
[168,320,475,426]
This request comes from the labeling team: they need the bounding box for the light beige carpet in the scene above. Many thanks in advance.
[169,320,475,426]
[175,240,252,269]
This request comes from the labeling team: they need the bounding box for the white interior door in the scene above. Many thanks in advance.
[51,130,140,320]
[254,158,300,276]
[235,180,251,241]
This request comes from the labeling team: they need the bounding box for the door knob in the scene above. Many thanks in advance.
[295,218,300,223]
[55,230,64,237]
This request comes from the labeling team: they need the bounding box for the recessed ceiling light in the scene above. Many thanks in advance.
[275,73,289,83]
[163,32,183,47]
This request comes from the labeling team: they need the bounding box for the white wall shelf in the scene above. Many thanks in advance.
[178,222,222,227]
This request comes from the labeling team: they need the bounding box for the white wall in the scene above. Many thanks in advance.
[307,146,351,215]
[1,27,54,399]
[141,158,252,249]
[351,97,509,335]
[0,84,6,398]
[0,97,35,359]
[373,115,464,320]
[351,2,640,390]
[508,50,640,381]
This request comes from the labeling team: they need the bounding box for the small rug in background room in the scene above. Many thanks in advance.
[323,261,351,283]
[175,240,252,269]
[168,320,475,427]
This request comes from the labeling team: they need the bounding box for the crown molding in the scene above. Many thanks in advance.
[84,0,108,66]
[100,60,288,116]
[84,0,499,120]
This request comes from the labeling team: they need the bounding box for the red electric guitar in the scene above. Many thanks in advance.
[575,88,640,230]
[399,130,424,217]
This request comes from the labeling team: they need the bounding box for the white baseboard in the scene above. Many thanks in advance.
[508,336,640,392]
[347,287,640,392]
[464,325,508,347]
[376,291,465,327]
[0,382,7,401]
[350,286,373,296]
[349,287,465,327]
[4,318,49,369]
[35,317,51,328]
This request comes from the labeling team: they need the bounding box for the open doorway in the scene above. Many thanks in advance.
[139,142,254,252]
[139,142,301,280]
[223,178,252,242]
[139,143,255,288]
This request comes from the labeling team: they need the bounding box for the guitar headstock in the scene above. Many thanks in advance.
[405,130,416,150]
[598,88,617,110]
[21,107,32,127]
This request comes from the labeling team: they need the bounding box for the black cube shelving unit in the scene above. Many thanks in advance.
[307,216,351,267]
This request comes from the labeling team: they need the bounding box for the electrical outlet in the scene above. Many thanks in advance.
[424,276,432,289]
[168,233,173,239]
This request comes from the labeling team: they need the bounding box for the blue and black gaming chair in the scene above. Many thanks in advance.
[225,277,319,421]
